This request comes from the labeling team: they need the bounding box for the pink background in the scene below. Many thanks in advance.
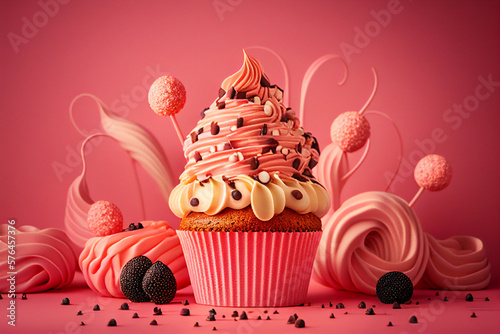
[1,0,499,283]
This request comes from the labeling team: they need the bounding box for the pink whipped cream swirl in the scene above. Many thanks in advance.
[0,225,77,293]
[313,191,491,294]
[170,50,330,220]
[79,221,190,297]
[313,191,429,295]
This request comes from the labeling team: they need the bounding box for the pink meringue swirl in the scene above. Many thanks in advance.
[313,191,429,295]
[79,221,190,297]
[418,234,491,290]
[170,50,330,220]
[0,225,77,293]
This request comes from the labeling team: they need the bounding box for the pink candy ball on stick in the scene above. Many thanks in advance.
[148,75,186,146]
[409,154,452,207]
[330,111,370,152]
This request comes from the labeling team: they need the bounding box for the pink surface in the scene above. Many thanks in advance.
[0,272,499,333]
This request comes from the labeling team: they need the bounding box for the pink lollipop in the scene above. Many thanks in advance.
[409,154,452,207]
[330,111,370,152]
[148,75,186,146]
[414,154,452,191]
[87,200,124,236]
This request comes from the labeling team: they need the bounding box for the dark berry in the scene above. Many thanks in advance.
[142,261,177,304]
[120,255,152,302]
[376,271,413,304]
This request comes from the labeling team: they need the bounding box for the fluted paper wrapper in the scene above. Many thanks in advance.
[177,231,322,307]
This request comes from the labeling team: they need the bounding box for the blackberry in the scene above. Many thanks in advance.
[142,261,177,304]
[376,271,413,304]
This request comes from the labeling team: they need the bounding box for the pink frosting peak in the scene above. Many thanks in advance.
[221,49,268,96]
[79,221,190,297]
[0,225,77,293]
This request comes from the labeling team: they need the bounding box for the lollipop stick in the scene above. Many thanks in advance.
[170,114,185,147]
[409,187,424,207]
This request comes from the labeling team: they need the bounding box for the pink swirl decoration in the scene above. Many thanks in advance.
[79,221,190,297]
[313,192,429,294]
[65,94,175,250]
[0,225,77,293]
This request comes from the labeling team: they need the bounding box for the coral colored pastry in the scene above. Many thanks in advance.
[79,221,190,298]
[0,225,77,293]
[168,50,330,306]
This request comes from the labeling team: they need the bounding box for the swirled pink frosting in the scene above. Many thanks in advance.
[170,50,330,220]
[418,234,490,290]
[0,225,77,293]
[313,191,429,295]
[79,221,190,297]
[313,191,491,294]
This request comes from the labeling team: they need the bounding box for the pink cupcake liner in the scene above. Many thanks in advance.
[177,230,322,307]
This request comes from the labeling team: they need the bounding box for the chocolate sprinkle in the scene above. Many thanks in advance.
[190,132,198,143]
[308,159,318,169]
[154,307,162,315]
[231,189,242,200]
[132,313,139,318]
[260,124,268,135]
[201,107,209,119]
[329,301,333,307]
[335,303,345,309]
[365,308,375,315]
[260,75,270,87]
[93,304,100,311]
[291,190,303,200]
[209,308,217,315]
[120,303,129,310]
[194,322,200,327]
[273,310,279,314]
[80,322,85,326]
[329,313,335,319]
[217,101,226,109]
[190,197,200,207]
[297,142,302,153]
[207,314,216,321]
[485,297,490,301]
[239,311,248,320]
[388,322,393,327]
[266,316,271,320]
[443,297,448,302]
[228,87,236,99]
[22,293,27,300]
[184,300,189,305]
[218,88,225,98]
[194,151,202,162]
[409,315,418,324]
[257,316,262,320]
[236,91,247,99]
[292,158,300,170]
[211,122,220,135]
[294,319,305,328]
[471,312,477,318]
[465,293,473,302]
[358,301,366,309]
[321,304,325,308]
[77,310,83,315]
[61,297,70,305]
[107,319,117,327]
[287,315,295,324]
[231,311,239,318]
[213,327,217,331]
[180,308,191,316]
[249,157,259,170]
[237,117,244,128]
[198,127,204,134]
[150,319,158,326]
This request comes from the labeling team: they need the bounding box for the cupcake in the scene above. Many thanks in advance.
[169,50,330,306]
